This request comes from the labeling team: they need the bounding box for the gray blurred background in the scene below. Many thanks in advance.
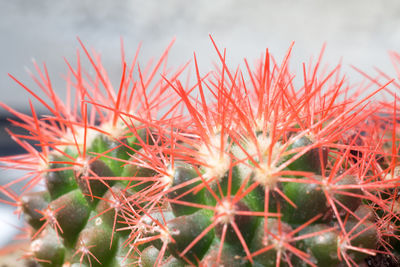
[1,0,400,249]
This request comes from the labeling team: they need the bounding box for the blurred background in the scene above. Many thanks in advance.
[1,0,399,251]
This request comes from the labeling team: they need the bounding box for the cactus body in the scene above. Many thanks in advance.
[1,40,400,267]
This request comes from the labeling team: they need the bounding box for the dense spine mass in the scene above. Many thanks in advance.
[1,39,400,266]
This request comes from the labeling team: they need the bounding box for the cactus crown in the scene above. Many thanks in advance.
[1,39,400,267]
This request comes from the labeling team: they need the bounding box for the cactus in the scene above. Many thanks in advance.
[1,38,400,267]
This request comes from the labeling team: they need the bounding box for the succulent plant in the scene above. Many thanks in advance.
[1,38,400,267]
